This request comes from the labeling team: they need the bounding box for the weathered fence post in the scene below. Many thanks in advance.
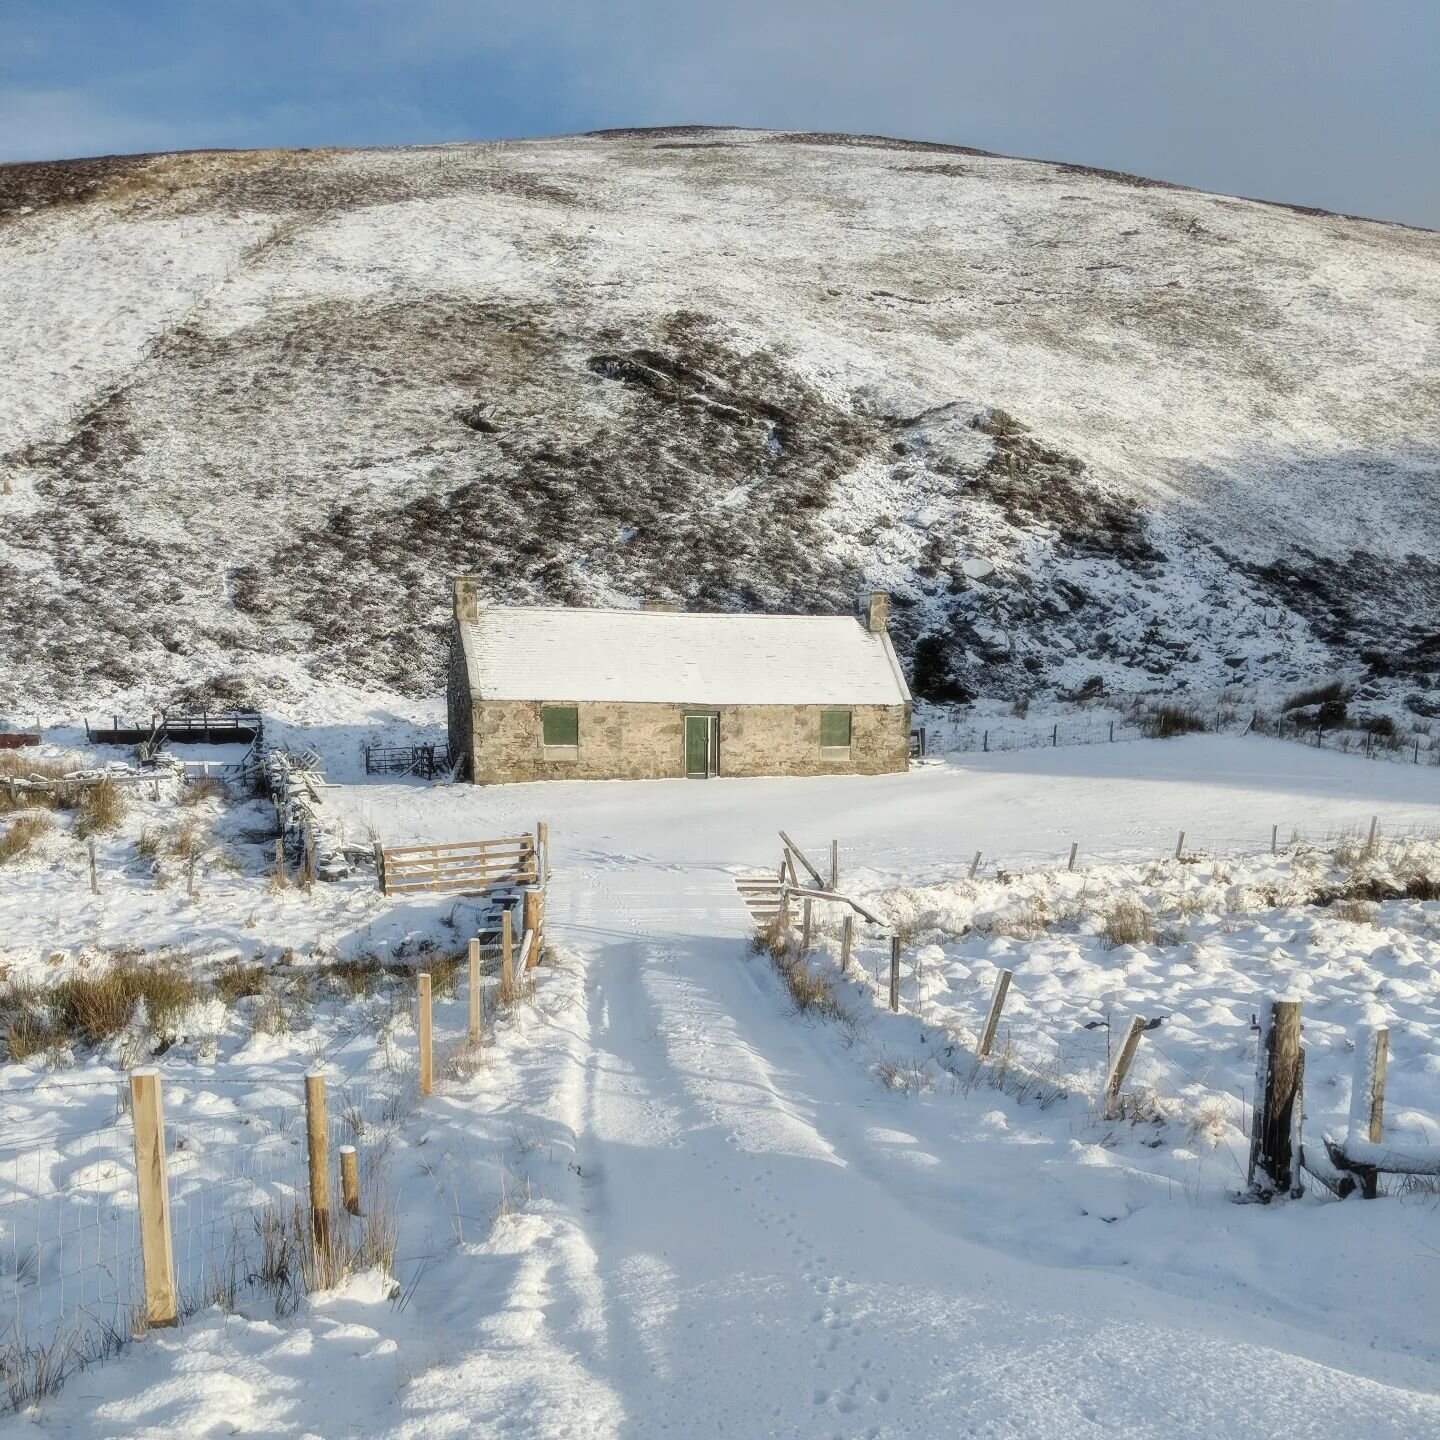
[1271,824,1278,856]
[275,838,288,888]
[801,898,812,953]
[969,850,982,879]
[1247,999,1304,1199]
[839,913,853,974]
[501,908,514,1002]
[302,828,316,888]
[829,839,839,892]
[306,1071,331,1255]
[978,969,1012,1060]
[88,838,98,895]
[417,974,433,1096]
[340,1145,361,1216]
[535,821,549,884]
[1366,815,1379,853]
[1103,1016,1147,1120]
[1174,830,1185,861]
[889,937,901,1012]
[187,850,197,898]
[468,936,482,1044]
[130,1069,178,1328]
[523,888,544,967]
[1067,842,1078,873]
[1349,1024,1389,1147]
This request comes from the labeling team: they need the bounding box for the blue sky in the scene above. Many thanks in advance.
[2,1,1437,227]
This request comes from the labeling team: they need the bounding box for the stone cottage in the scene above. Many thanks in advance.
[447,584,912,784]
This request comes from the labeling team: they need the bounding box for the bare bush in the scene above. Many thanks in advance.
[179,776,227,807]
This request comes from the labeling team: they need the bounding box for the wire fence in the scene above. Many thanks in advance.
[0,894,541,1409]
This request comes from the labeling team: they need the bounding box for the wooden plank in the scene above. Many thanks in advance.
[130,1070,178,1327]
[778,886,885,927]
[778,830,826,887]
[889,937,901,1012]
[382,835,533,858]
[382,874,538,897]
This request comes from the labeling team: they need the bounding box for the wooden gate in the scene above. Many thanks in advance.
[377,832,539,897]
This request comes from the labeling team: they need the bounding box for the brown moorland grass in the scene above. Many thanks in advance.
[74,778,127,838]
[0,815,53,866]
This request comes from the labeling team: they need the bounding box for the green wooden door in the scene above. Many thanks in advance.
[685,715,710,777]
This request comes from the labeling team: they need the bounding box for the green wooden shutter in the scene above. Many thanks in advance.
[820,709,852,747]
[542,706,579,746]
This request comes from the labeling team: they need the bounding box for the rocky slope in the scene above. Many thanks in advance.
[1,129,1437,722]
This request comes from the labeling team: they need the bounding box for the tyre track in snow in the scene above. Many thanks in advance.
[541,853,1440,1439]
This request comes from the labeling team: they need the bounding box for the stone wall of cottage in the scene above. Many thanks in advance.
[468,700,909,784]
[446,623,476,780]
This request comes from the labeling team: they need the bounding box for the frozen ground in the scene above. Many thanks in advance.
[2,735,1439,1435]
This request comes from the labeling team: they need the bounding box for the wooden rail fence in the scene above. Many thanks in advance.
[376,830,542,897]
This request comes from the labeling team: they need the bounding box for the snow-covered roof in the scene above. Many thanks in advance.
[457,606,911,707]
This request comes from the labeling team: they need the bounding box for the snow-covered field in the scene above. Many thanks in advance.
[2,734,1439,1435]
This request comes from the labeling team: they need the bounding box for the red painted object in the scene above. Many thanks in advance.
[0,733,41,750]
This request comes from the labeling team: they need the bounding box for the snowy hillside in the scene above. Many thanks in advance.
[1,131,1437,721]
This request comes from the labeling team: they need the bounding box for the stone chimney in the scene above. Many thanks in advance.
[865,590,889,634]
[453,576,480,623]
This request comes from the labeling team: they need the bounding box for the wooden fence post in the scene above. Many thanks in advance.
[130,1069,178,1328]
[801,898,812,953]
[501,909,514,1002]
[88,838,98,895]
[1366,815,1379,853]
[536,820,549,884]
[1348,1024,1388,1148]
[275,838,288,888]
[468,936,482,1044]
[417,974,433,1096]
[1271,824,1278,856]
[1247,999,1304,1198]
[839,913,853,974]
[829,839,839,892]
[187,850,197,898]
[523,888,543,967]
[1103,1016,1147,1120]
[340,1145,361,1216]
[1067,842,1078,873]
[978,969,1012,1059]
[305,1071,331,1255]
[1174,830,1185,861]
[302,828,316,888]
[889,937,901,1012]
[969,850,982,879]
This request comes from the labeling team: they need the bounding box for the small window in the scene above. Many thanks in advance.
[542,705,579,758]
[820,709,852,755]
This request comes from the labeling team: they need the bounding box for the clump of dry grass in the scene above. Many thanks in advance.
[1101,898,1153,948]
[0,815,53,866]
[73,779,127,838]
[988,896,1050,940]
[179,776,227,807]
[165,818,208,860]
[1329,898,1379,926]
[213,959,267,1005]
[1,956,202,1058]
